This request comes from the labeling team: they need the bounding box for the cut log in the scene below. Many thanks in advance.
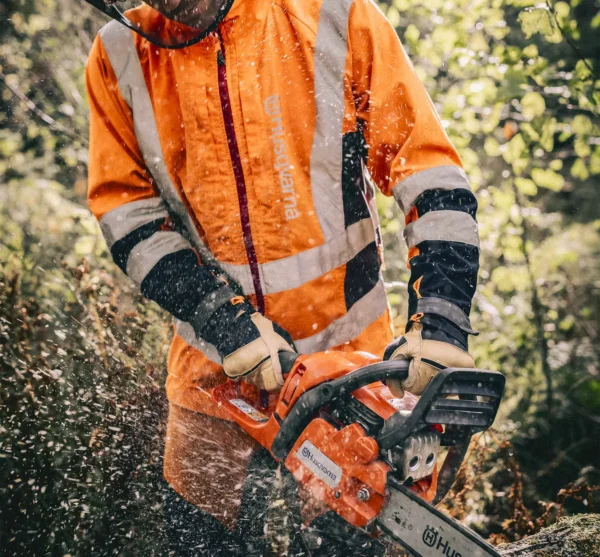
[498,514,600,557]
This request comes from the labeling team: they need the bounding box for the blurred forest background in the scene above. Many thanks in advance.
[1,0,599,554]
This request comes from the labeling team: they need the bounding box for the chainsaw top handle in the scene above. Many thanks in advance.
[271,357,410,459]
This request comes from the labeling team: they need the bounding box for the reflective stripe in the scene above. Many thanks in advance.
[99,21,216,266]
[295,279,388,353]
[416,297,477,334]
[126,231,192,285]
[219,217,375,294]
[99,197,169,248]
[174,321,223,365]
[392,166,471,214]
[404,210,479,248]
[309,0,354,241]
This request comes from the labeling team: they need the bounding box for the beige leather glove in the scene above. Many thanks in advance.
[222,313,294,391]
[196,295,295,392]
[385,322,474,397]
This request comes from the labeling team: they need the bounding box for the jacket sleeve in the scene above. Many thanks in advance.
[348,0,479,339]
[85,36,236,337]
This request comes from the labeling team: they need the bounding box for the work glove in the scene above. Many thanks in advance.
[384,318,474,397]
[199,298,295,392]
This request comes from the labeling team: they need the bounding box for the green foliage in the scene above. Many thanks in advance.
[377,0,600,527]
[0,0,97,190]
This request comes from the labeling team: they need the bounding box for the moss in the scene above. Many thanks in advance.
[498,514,600,557]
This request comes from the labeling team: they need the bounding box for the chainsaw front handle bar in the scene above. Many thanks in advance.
[271,358,410,459]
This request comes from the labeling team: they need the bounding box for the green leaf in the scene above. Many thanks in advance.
[590,151,600,175]
[518,7,562,42]
[503,133,527,164]
[531,168,565,191]
[570,158,589,180]
[554,1,570,19]
[484,137,501,157]
[386,6,400,27]
[521,91,546,120]
[571,115,593,135]
[515,177,538,196]
[520,122,540,141]
[540,118,556,152]
[404,24,420,43]
[574,137,591,158]
[574,59,593,81]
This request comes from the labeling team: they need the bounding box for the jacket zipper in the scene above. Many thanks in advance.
[216,36,265,314]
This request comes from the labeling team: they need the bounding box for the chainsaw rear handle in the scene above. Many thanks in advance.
[271,358,410,459]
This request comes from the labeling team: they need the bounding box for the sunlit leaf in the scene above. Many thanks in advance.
[531,167,565,191]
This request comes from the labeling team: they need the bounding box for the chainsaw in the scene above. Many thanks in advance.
[212,350,505,557]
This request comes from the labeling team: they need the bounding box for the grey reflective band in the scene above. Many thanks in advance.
[99,197,169,248]
[189,285,237,337]
[99,21,216,267]
[295,280,388,353]
[416,296,477,334]
[219,218,375,294]
[126,231,191,285]
[392,165,471,214]
[404,210,479,248]
[174,320,223,365]
[309,0,354,241]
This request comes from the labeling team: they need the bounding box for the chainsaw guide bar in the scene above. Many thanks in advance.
[378,479,501,557]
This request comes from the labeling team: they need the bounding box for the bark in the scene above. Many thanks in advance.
[498,514,600,557]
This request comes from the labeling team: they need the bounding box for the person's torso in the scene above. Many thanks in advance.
[98,0,393,409]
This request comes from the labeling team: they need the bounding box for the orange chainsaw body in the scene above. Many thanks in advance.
[212,351,438,528]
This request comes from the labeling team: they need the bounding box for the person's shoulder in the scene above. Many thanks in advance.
[274,0,321,34]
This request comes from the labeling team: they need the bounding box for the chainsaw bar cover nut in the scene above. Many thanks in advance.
[357,487,370,502]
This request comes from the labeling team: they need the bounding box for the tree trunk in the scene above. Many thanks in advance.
[498,514,600,557]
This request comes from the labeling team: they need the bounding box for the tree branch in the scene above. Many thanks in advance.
[0,70,88,146]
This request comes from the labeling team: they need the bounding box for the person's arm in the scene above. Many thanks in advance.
[348,0,479,394]
[86,35,292,390]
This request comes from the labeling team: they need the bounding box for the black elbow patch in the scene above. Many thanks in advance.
[110,219,166,273]
[414,189,478,220]
[140,249,219,322]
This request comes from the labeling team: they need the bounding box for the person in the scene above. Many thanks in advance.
[84,0,480,553]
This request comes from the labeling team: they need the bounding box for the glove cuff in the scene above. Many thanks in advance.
[190,285,240,338]
[197,296,257,357]
[414,297,478,335]
[418,314,469,351]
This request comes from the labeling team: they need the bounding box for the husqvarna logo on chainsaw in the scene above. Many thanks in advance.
[422,525,462,557]
[296,440,342,489]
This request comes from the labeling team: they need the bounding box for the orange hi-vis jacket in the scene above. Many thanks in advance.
[86,0,480,419]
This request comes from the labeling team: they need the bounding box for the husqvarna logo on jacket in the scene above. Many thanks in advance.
[264,95,299,221]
